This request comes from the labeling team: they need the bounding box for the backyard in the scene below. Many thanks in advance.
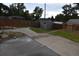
[0,3,79,56]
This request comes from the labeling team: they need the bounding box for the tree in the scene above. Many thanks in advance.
[23,10,32,20]
[61,4,78,22]
[55,4,72,22]
[62,4,77,16]
[55,14,66,22]
[62,4,72,16]
[72,3,79,15]
[0,3,9,16]
[9,3,26,16]
[50,16,54,21]
[32,6,43,20]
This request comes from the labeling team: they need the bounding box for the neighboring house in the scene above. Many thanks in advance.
[64,19,79,31]
[8,16,25,20]
[0,16,8,20]
[0,16,25,20]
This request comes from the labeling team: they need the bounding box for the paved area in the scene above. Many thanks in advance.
[1,28,79,56]
[2,27,38,38]
[35,33,79,56]
[0,36,59,56]
[0,28,59,56]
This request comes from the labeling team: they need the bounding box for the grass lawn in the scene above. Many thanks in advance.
[49,30,79,42]
[30,27,51,33]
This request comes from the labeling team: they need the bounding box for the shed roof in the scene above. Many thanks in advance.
[53,21,64,24]
[67,19,79,25]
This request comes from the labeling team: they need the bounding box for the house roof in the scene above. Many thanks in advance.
[0,16,25,20]
[0,16,8,19]
[9,16,25,19]
[67,19,79,25]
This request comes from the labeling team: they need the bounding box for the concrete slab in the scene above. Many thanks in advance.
[0,36,59,56]
[35,34,79,56]
[2,28,79,56]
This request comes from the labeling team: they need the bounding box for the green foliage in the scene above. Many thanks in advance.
[62,4,78,16]
[0,3,9,16]
[9,3,26,16]
[32,6,43,20]
[50,16,55,21]
[55,4,79,22]
[0,3,43,21]
[31,27,51,33]
[73,3,79,11]
[55,14,65,22]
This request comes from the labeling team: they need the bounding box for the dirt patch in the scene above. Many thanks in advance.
[0,31,26,43]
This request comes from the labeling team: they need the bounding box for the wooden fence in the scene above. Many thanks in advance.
[0,19,40,28]
[63,24,79,31]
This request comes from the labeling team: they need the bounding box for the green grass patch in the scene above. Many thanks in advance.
[49,30,79,42]
[30,27,51,33]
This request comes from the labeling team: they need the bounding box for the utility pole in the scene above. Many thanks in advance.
[44,3,46,19]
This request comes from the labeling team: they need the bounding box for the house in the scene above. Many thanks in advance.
[64,19,79,31]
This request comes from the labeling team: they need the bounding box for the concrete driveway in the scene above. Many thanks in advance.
[35,33,79,56]
[1,28,79,56]
[0,35,59,56]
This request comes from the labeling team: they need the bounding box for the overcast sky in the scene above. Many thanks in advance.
[25,3,66,18]
[4,3,66,18]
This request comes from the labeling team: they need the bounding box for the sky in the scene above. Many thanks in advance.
[4,3,66,18]
[25,3,66,18]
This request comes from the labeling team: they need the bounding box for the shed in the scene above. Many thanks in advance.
[52,21,64,29]
[65,19,79,31]
[40,18,53,29]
